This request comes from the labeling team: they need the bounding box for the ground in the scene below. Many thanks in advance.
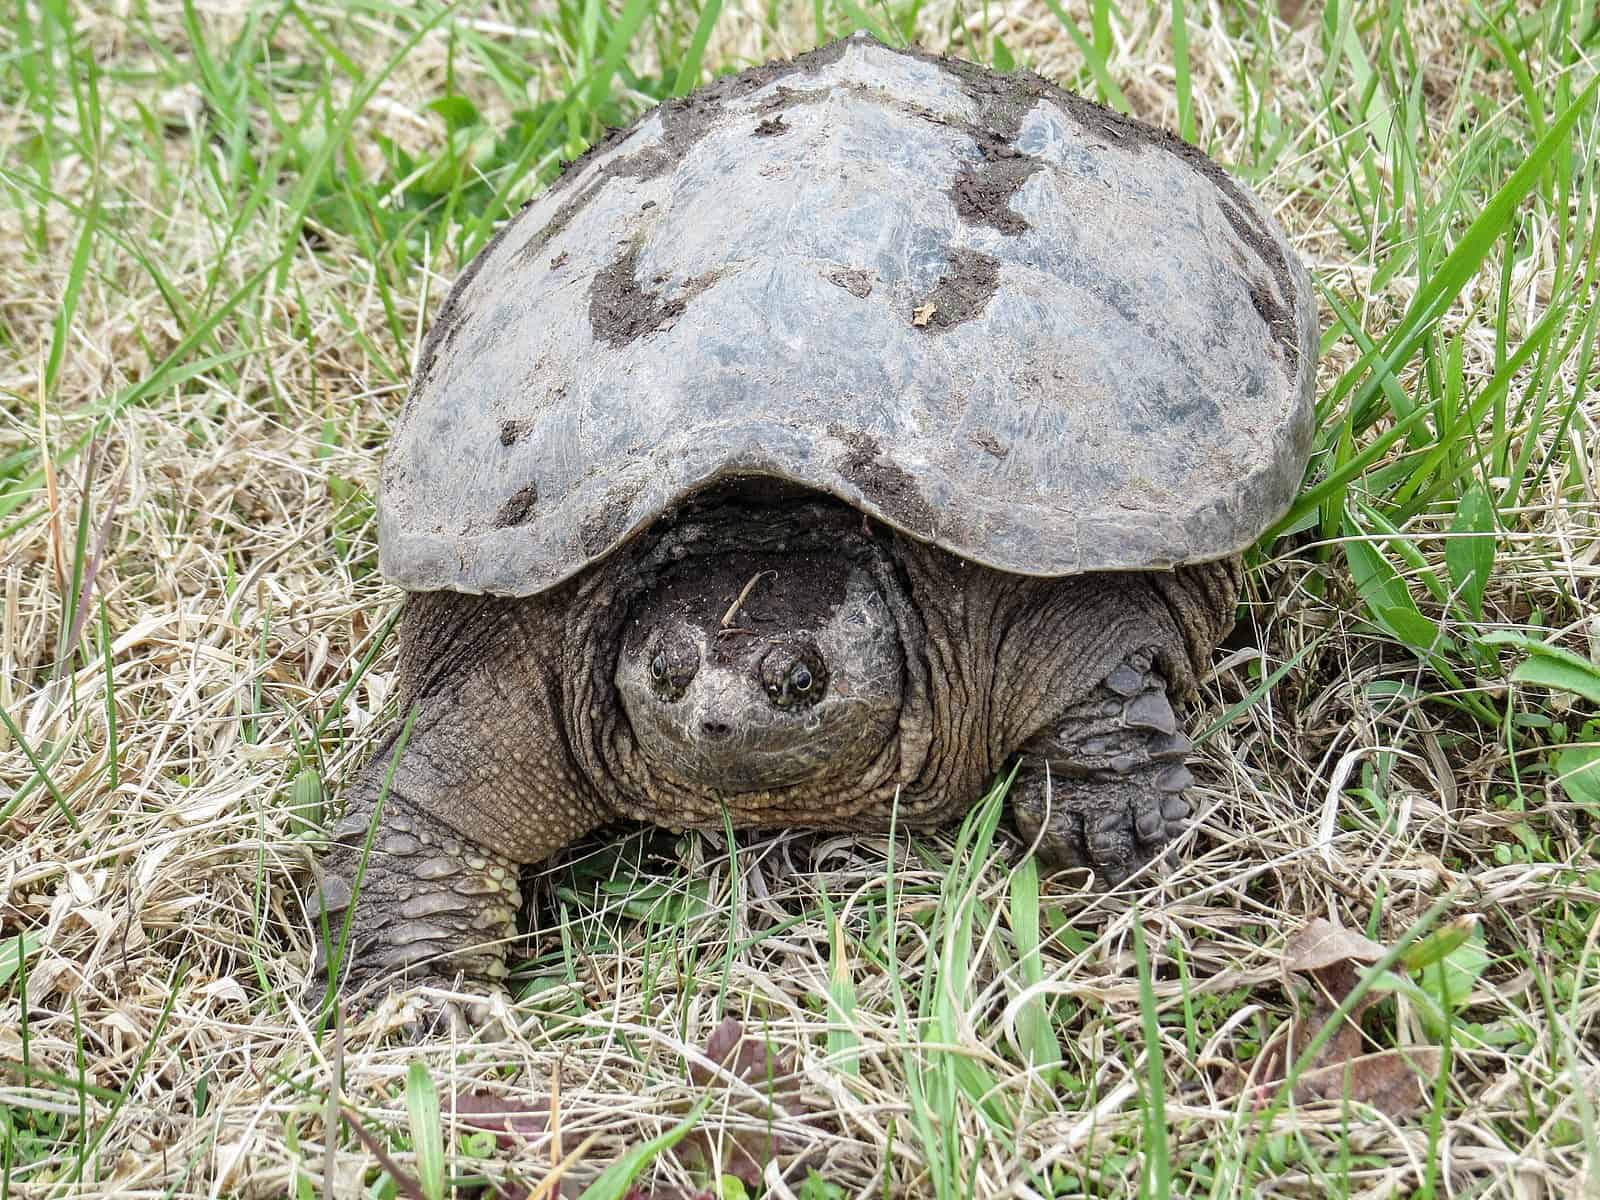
[1,1,1598,1197]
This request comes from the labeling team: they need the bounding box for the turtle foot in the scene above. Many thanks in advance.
[309,791,522,1022]
[1009,650,1194,886]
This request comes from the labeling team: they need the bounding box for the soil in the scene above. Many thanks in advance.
[913,249,1001,332]
[587,242,722,346]
[951,154,1038,235]
[828,426,940,535]
[972,430,1009,458]
[588,242,686,345]
[913,42,1302,362]
[579,40,851,186]
[756,85,831,118]
[492,482,540,528]
[1223,201,1300,359]
[503,42,851,275]
[499,419,533,446]
[907,47,1054,141]
[510,179,603,270]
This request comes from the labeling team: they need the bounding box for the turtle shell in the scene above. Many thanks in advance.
[380,34,1318,597]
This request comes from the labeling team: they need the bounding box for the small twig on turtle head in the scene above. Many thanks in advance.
[720,570,775,629]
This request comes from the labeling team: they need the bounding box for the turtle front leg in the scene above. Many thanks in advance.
[312,763,522,1013]
[1009,649,1194,885]
[308,593,611,1025]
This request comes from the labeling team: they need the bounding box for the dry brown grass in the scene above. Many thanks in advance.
[2,1,1597,1196]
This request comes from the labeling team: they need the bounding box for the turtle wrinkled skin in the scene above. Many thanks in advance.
[312,34,1317,1015]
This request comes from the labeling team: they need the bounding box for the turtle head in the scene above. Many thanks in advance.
[616,553,904,794]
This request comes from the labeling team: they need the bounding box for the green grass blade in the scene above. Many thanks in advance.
[1271,70,1599,536]
[0,703,80,830]
[1170,0,1195,143]
[404,1062,445,1200]
[672,0,726,96]
[577,1096,711,1200]
[1007,858,1061,1079]
[1132,915,1171,1199]
[1038,0,1129,110]
[587,0,660,111]
[826,914,862,1075]
[0,932,45,989]
[1444,486,1495,621]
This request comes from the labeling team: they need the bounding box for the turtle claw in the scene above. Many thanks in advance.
[1013,774,1186,886]
[309,783,524,1027]
[335,979,514,1042]
[396,986,514,1042]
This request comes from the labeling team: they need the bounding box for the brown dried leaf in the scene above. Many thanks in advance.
[1282,919,1392,1064]
[1252,1010,1367,1085]
[451,1092,552,1149]
[693,1015,745,1085]
[682,1017,811,1186]
[1284,918,1385,976]
[1291,1047,1443,1119]
[1315,1006,1369,1067]
[1230,1036,1442,1120]
[1230,919,1443,1120]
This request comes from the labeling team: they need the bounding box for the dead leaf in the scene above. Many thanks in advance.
[1284,918,1385,976]
[1293,1047,1443,1119]
[681,1017,811,1186]
[196,976,248,1006]
[1281,918,1390,1066]
[67,869,105,906]
[1275,0,1319,27]
[911,302,936,327]
[211,1136,258,1193]
[450,1092,552,1149]
[1227,919,1446,1120]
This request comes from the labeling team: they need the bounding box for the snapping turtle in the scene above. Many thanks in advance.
[314,34,1316,1006]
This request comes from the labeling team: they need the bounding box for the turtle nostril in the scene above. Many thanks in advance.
[701,719,733,739]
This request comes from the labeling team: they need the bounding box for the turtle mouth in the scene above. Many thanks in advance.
[650,699,876,794]
[700,746,838,794]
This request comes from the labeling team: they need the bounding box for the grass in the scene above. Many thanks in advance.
[2,0,1598,1195]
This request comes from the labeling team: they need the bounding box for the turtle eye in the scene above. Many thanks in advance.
[758,643,827,708]
[646,638,697,700]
